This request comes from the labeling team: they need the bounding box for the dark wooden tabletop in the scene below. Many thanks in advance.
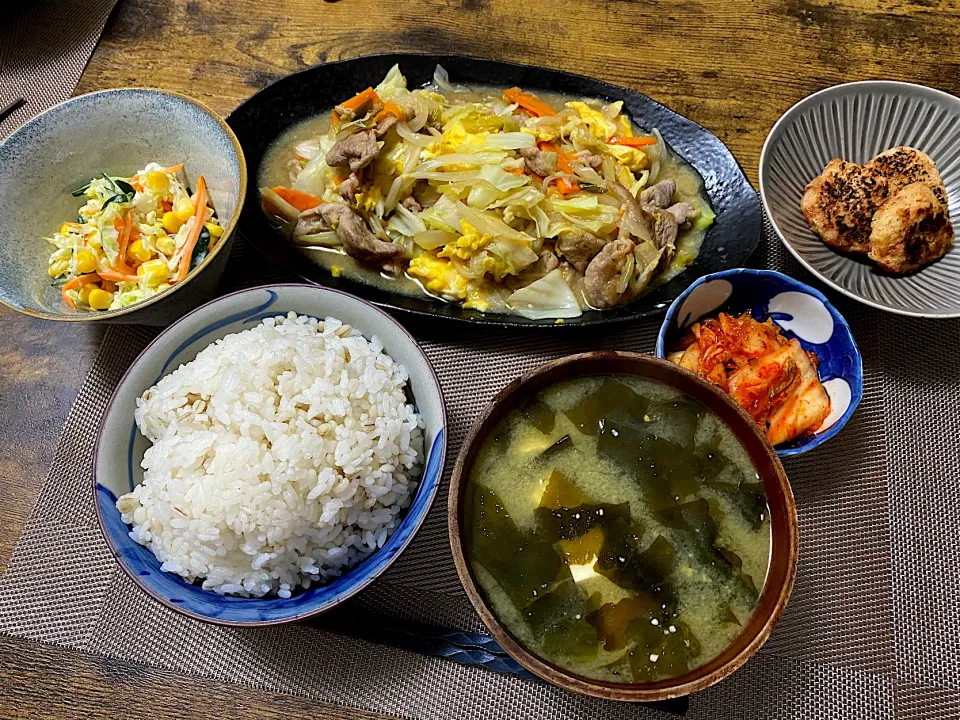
[3,0,960,717]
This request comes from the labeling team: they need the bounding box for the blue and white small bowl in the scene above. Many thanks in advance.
[655,269,862,456]
[93,284,446,625]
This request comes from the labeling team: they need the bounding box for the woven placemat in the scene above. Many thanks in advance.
[0,2,118,140]
[1,219,958,719]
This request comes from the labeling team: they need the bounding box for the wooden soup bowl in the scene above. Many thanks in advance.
[448,351,798,702]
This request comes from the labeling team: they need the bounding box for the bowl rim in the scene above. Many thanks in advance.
[447,350,798,702]
[0,87,248,322]
[92,282,448,626]
[758,79,960,319]
[654,267,864,457]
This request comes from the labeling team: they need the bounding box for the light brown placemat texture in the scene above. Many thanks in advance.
[0,1,118,141]
[1,221,958,719]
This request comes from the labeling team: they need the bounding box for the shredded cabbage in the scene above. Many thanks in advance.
[484,132,536,150]
[375,64,408,99]
[507,269,582,319]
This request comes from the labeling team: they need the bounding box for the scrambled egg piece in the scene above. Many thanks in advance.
[353,185,382,214]
[606,143,649,172]
[422,122,490,159]
[407,252,469,300]
[566,101,618,141]
[464,288,491,311]
[437,221,513,280]
[616,113,633,139]
[520,125,560,143]
[437,221,490,259]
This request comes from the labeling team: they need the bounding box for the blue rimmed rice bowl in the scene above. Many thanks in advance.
[94,284,446,625]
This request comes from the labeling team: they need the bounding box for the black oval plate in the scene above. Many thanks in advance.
[228,53,762,328]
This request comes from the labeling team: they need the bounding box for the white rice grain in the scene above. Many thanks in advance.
[116,312,424,597]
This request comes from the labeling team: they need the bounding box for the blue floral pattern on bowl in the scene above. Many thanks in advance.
[655,269,863,456]
[94,284,447,625]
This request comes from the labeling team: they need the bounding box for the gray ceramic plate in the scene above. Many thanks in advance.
[0,88,246,325]
[759,81,960,318]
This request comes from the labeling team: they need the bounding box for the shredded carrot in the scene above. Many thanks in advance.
[61,273,100,308]
[611,136,657,148]
[96,270,139,283]
[117,211,133,261]
[503,87,557,117]
[101,280,117,293]
[177,175,208,281]
[163,163,184,174]
[161,199,173,213]
[505,166,527,176]
[374,100,406,123]
[538,141,580,194]
[112,211,136,274]
[271,186,324,212]
[131,179,144,192]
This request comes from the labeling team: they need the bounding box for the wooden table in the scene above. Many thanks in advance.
[2,0,958,716]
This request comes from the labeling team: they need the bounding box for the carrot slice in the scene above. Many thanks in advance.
[177,175,208,280]
[374,100,406,123]
[503,87,557,117]
[340,87,381,112]
[61,273,100,308]
[538,141,580,194]
[271,186,324,212]
[610,136,657,148]
[332,87,383,127]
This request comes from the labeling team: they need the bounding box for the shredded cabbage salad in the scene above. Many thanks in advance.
[47,164,222,311]
[262,65,714,319]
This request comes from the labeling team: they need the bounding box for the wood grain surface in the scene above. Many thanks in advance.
[4,0,960,717]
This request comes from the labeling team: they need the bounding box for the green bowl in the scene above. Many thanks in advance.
[0,88,246,325]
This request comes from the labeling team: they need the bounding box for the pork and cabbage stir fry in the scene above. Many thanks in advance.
[261,65,714,319]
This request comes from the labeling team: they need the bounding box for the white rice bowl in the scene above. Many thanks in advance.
[116,312,424,598]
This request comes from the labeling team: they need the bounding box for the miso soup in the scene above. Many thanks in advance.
[464,374,770,683]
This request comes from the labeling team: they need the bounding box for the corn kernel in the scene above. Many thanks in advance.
[75,248,98,274]
[174,197,195,223]
[156,233,176,256]
[331,265,342,278]
[59,223,74,236]
[87,288,113,310]
[205,221,224,239]
[88,230,102,249]
[78,283,96,305]
[146,171,169,194]
[127,238,152,264]
[138,259,168,287]
[162,211,182,234]
[48,259,69,277]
